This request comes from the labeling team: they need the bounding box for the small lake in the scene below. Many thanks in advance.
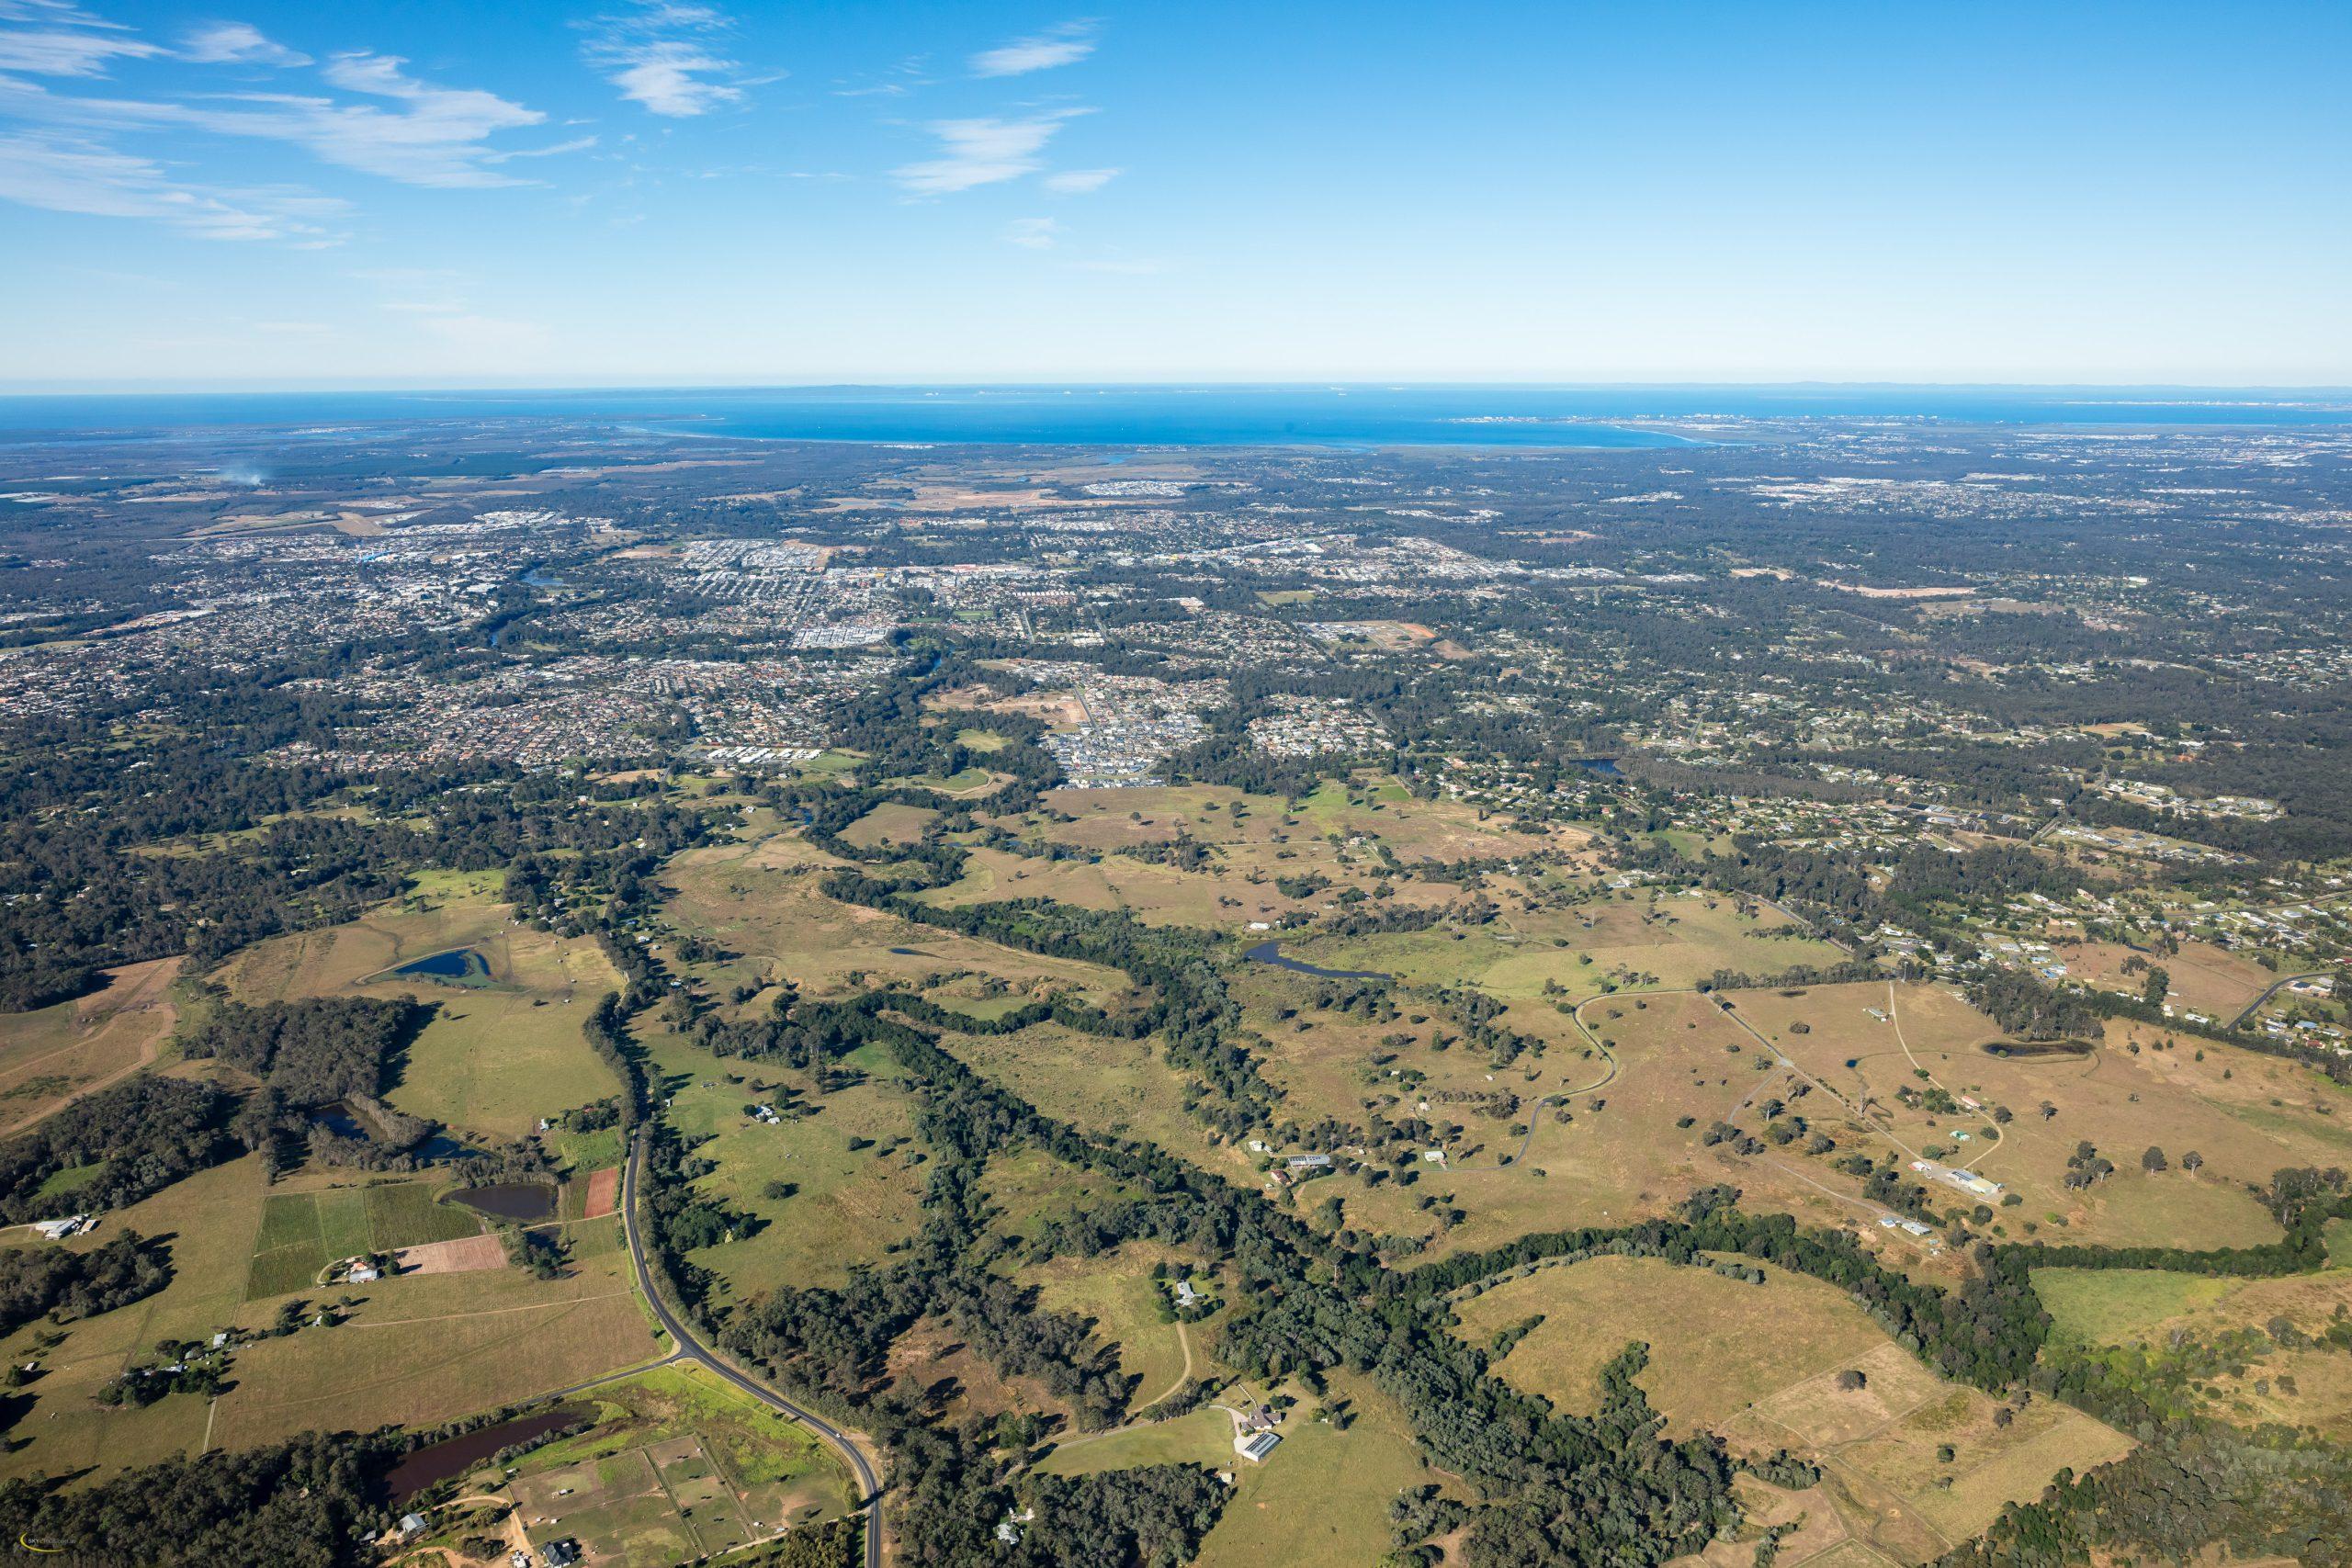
[393,948,492,984]
[1981,1040,2095,1059]
[306,1101,481,1161]
[448,1181,558,1222]
[1572,757,1624,778]
[1243,941,1392,981]
[385,1404,589,1500]
[309,1102,368,1140]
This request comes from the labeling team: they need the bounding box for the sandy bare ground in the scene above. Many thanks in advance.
[395,1234,508,1276]
[582,1167,620,1220]
[1818,581,1976,599]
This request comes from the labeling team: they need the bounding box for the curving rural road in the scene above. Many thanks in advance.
[620,1130,884,1568]
[2229,969,2335,1031]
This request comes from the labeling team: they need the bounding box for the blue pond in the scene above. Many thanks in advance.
[1243,941,1392,981]
[392,947,492,983]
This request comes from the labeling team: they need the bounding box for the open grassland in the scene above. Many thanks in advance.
[837,801,937,850]
[2033,1260,2352,1436]
[1421,990,1870,1260]
[1035,1408,1233,1477]
[2052,939,2277,1017]
[647,1034,927,1298]
[1193,1370,1452,1568]
[927,780,1604,935]
[660,833,1134,1007]
[2050,1262,2352,1350]
[1283,893,1845,1000]
[1234,964,1588,1145]
[916,840,1455,931]
[1678,1476,1861,1568]
[1804,1361,2136,1557]
[0,1154,270,1483]
[1453,1255,1898,1436]
[1746,979,2336,1249]
[0,956,183,1136]
[885,1314,1076,1427]
[978,1144,1145,1247]
[217,879,625,1140]
[936,1021,1261,1192]
[209,1242,657,1450]
[1016,1247,1189,1404]
[1028,777,1575,864]
[2034,1267,2244,1344]
[1709,1338,2132,1563]
[243,1179,482,1299]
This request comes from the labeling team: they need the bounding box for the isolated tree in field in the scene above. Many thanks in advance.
[2143,1145,2168,1173]
[1836,1369,1866,1391]
[2182,1149,2204,1172]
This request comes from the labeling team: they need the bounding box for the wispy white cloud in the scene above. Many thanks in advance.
[0,0,164,76]
[0,128,343,238]
[582,2,749,117]
[1,51,552,186]
[1002,215,1057,249]
[831,53,929,98]
[1041,165,1116,195]
[179,20,309,68]
[970,20,1095,78]
[485,134,598,164]
[892,109,1087,195]
[374,293,549,355]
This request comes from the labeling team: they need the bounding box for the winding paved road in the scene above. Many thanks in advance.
[2228,969,2335,1030]
[620,1129,884,1568]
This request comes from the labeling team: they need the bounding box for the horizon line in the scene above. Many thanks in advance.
[6,378,2352,400]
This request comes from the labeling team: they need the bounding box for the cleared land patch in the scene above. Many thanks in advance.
[216,880,625,1142]
[210,1244,654,1450]
[660,836,1133,1008]
[0,1154,271,1482]
[1747,980,2330,1250]
[244,1179,482,1299]
[474,1363,851,1565]
[0,956,183,1136]
[1453,1254,1896,1436]
[1017,1247,1189,1403]
[649,1035,927,1297]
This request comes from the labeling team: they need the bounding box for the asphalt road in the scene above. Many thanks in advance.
[621,1129,884,1568]
[2230,969,2336,1030]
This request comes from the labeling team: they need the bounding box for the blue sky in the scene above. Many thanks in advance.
[2,0,2346,388]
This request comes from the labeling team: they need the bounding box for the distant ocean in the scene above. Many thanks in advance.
[2,384,2348,448]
